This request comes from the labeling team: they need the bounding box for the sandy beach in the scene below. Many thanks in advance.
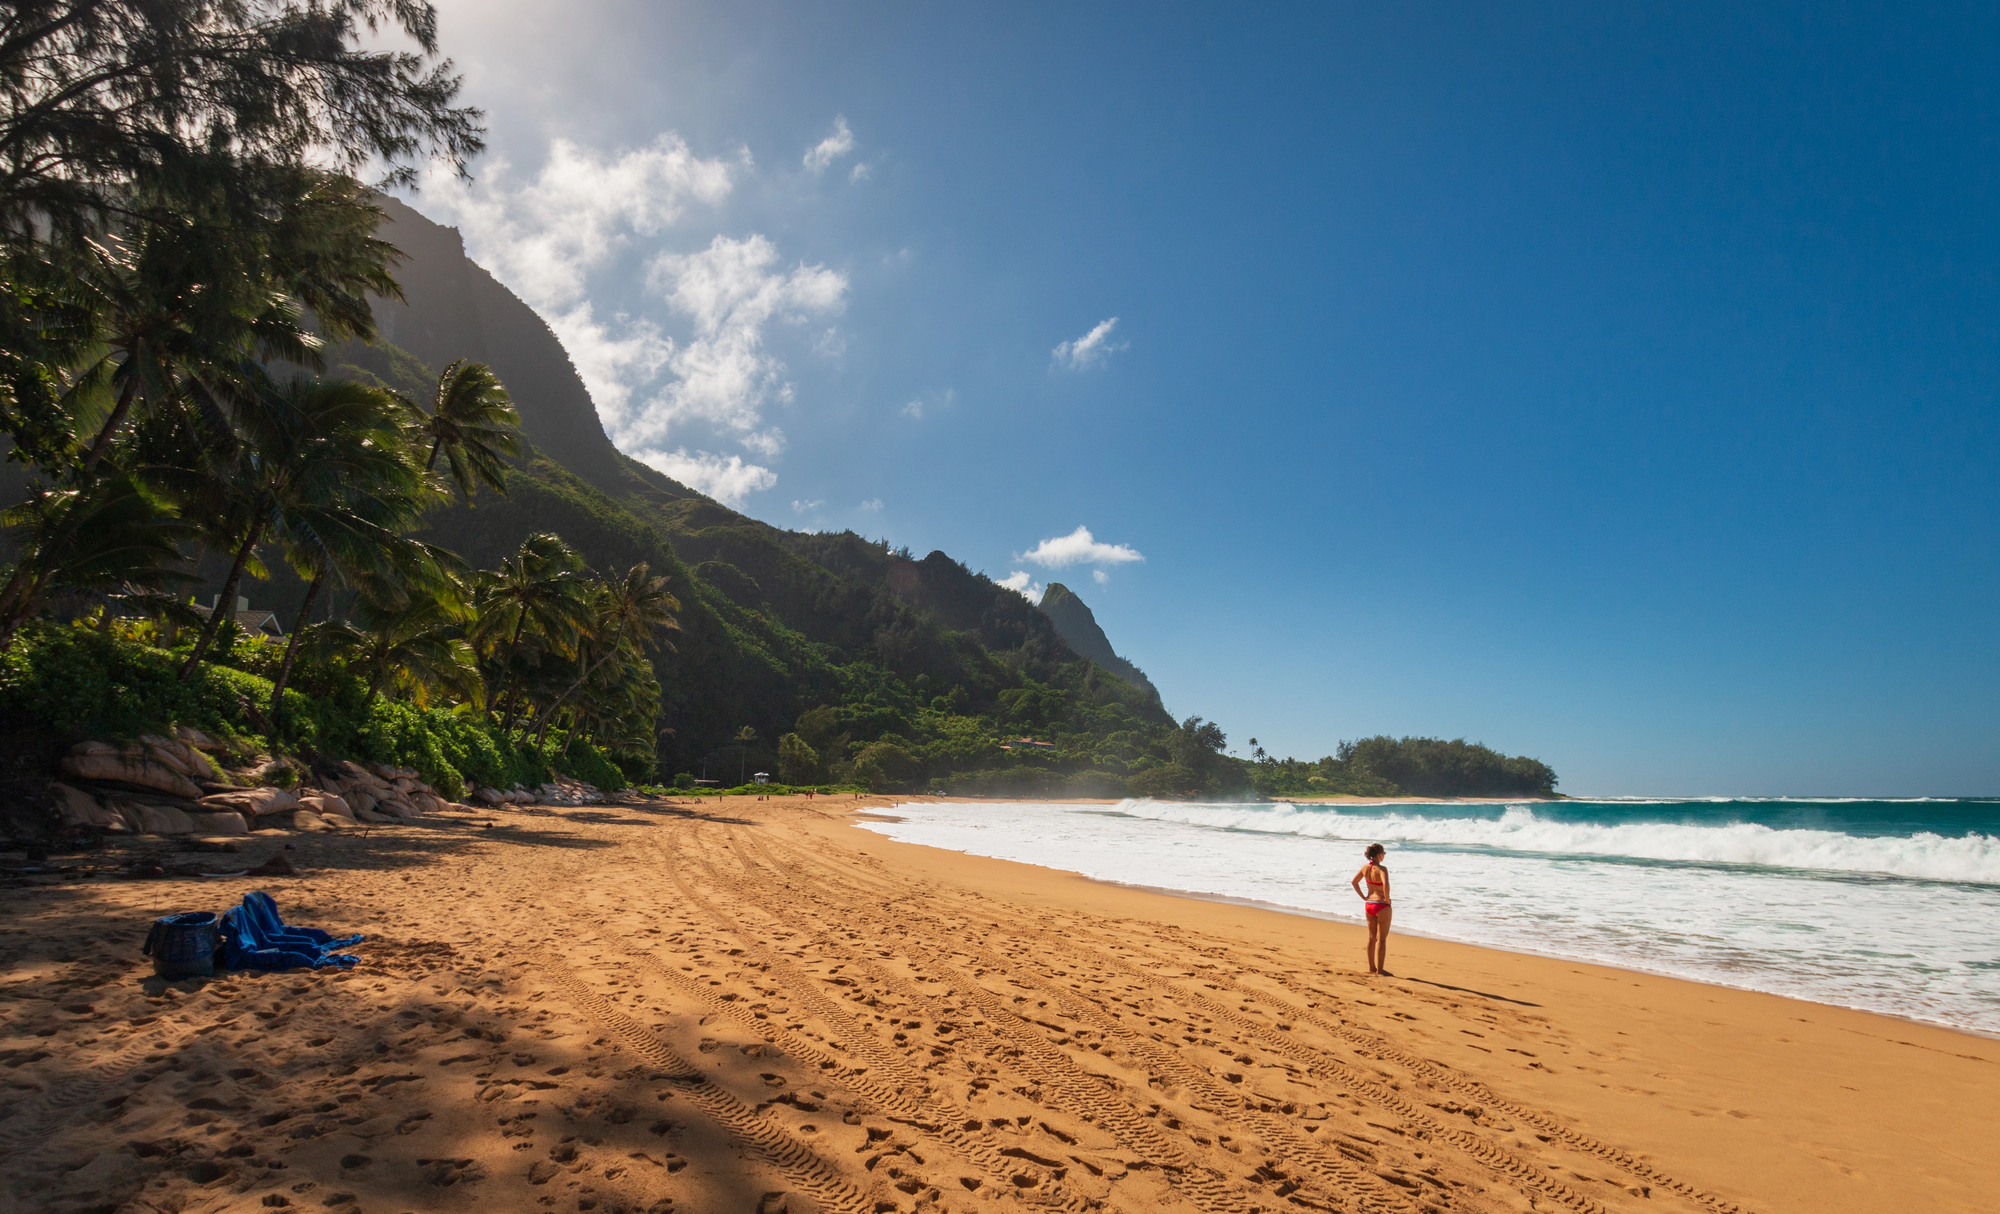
[3,793,1995,1214]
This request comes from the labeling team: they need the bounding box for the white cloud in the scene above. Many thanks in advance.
[900,388,952,420]
[858,498,883,512]
[803,117,855,173]
[999,570,1046,605]
[1093,569,1110,585]
[791,499,824,514]
[412,134,860,502]
[849,162,872,183]
[1051,316,1128,370]
[638,449,776,507]
[1018,525,1144,568]
[615,233,847,460]
[421,136,734,310]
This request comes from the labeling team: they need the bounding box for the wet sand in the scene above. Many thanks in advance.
[2,793,1994,1214]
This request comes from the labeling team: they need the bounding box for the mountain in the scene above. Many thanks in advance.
[1037,583,1162,709]
[313,195,1176,785]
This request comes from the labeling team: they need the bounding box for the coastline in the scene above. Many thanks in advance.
[827,799,2000,1212]
[2,791,1993,1214]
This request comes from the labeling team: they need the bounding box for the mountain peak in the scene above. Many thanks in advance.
[1038,583,1163,709]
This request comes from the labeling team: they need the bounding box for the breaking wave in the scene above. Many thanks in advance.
[1111,800,2000,885]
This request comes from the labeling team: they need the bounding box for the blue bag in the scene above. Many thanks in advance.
[219,891,363,971]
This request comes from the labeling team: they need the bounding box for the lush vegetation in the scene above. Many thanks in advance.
[1243,736,1559,799]
[0,3,1561,803]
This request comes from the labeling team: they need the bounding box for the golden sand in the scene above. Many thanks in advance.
[3,793,1994,1214]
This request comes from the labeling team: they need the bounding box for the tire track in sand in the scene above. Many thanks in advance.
[675,824,1267,1214]
[525,946,874,1214]
[731,825,1440,1214]
[707,826,1373,1214]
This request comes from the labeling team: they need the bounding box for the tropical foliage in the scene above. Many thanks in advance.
[0,2,1560,802]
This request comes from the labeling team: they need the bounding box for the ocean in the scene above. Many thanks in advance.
[856,797,2000,1037]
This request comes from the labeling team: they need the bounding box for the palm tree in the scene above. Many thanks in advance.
[308,588,482,709]
[0,175,400,642]
[530,564,679,747]
[169,376,410,680]
[0,473,198,625]
[470,533,593,731]
[399,359,520,503]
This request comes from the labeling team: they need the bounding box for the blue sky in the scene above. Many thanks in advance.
[405,1,2000,795]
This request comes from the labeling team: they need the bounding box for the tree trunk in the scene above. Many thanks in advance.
[78,372,141,480]
[534,632,621,751]
[425,435,444,472]
[269,569,325,726]
[179,517,266,681]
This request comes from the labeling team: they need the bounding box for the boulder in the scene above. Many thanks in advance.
[110,800,195,835]
[175,725,222,751]
[286,810,334,832]
[375,794,418,817]
[50,782,127,831]
[341,786,379,814]
[297,791,351,818]
[137,734,196,777]
[353,806,397,824]
[318,811,359,829]
[198,787,299,816]
[470,786,505,806]
[187,811,248,835]
[61,743,203,799]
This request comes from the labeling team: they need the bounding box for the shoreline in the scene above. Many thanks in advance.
[3,791,1994,1214]
[850,805,2000,1043]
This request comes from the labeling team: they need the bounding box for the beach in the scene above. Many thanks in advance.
[3,794,1995,1214]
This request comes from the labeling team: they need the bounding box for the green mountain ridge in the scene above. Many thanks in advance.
[1037,582,1162,710]
[321,197,1176,783]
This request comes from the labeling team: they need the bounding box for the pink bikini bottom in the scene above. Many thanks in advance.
[1366,901,1390,918]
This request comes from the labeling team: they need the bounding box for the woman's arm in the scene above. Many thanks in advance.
[1350,868,1368,899]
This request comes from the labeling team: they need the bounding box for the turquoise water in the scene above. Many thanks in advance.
[860,797,2000,1036]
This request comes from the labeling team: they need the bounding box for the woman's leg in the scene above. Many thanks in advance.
[1363,915,1379,972]
[1373,907,1392,974]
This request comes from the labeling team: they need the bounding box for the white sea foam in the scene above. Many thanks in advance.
[859,799,2000,1036]
[1111,800,2000,885]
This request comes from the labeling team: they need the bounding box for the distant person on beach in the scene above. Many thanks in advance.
[1350,843,1392,975]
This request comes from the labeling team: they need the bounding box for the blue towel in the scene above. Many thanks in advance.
[219,891,364,971]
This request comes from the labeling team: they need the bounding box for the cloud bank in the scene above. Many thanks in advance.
[415,133,848,507]
[1052,317,1128,370]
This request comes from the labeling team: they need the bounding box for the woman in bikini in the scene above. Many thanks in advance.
[1349,843,1392,975]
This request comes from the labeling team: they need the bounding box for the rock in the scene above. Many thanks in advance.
[392,776,419,792]
[50,782,126,831]
[186,811,248,835]
[61,744,203,800]
[175,725,222,751]
[319,811,359,829]
[198,787,298,816]
[246,852,296,877]
[470,786,505,806]
[297,791,351,818]
[109,800,195,835]
[137,734,195,777]
[341,786,379,814]
[285,810,333,832]
[353,806,396,824]
[375,794,418,817]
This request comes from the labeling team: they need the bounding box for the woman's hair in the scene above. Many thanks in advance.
[1365,843,1386,864]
